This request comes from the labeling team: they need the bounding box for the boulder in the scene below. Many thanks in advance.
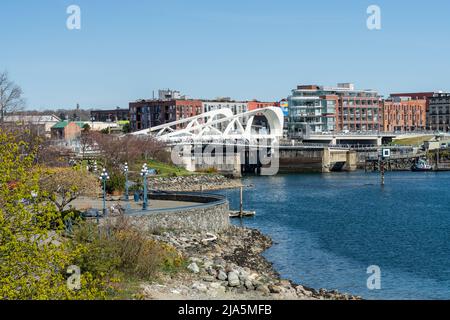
[239,270,249,283]
[192,282,208,292]
[213,258,226,269]
[217,270,228,281]
[227,271,240,287]
[187,262,200,274]
[189,257,202,264]
[268,284,283,294]
[244,280,255,291]
[206,266,217,277]
[256,285,270,295]
[203,276,216,282]
[210,282,226,293]
[279,280,291,288]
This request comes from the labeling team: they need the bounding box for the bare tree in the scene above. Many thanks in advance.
[39,167,101,214]
[79,126,97,158]
[90,133,169,170]
[0,71,25,123]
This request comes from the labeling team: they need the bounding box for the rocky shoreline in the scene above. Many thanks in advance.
[149,174,243,192]
[140,226,362,300]
[138,174,361,300]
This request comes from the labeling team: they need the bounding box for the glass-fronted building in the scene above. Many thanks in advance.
[288,83,381,136]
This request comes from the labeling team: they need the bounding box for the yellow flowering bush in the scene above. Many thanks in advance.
[0,130,109,300]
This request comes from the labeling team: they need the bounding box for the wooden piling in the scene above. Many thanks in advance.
[239,186,243,218]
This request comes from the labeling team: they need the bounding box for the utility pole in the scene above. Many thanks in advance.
[123,162,129,201]
[141,164,149,210]
[380,148,390,186]
[239,186,244,218]
[437,149,440,170]
[100,168,110,218]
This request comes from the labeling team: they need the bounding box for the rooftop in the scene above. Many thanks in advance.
[52,121,86,129]
[4,114,61,123]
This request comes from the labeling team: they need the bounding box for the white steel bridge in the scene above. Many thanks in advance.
[130,107,285,144]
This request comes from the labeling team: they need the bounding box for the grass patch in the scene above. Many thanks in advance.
[107,276,144,300]
[148,160,192,177]
[392,135,434,146]
[139,160,218,177]
[132,159,192,177]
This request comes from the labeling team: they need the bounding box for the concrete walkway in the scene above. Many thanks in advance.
[70,196,201,212]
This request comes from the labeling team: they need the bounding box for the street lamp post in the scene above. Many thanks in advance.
[123,162,129,201]
[100,168,110,218]
[141,164,149,210]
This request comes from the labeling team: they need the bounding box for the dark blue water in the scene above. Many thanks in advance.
[218,172,450,300]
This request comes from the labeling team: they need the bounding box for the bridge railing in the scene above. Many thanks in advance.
[299,130,448,137]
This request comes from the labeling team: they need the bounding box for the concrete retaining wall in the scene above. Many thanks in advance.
[279,147,358,173]
[279,148,324,173]
[127,193,230,233]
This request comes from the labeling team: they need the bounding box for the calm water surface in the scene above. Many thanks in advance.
[218,171,450,300]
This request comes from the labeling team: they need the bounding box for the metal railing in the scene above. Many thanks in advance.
[125,191,228,216]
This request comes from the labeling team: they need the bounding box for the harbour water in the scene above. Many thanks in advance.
[219,172,450,300]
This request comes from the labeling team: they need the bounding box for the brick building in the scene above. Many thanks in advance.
[51,121,85,140]
[129,99,202,131]
[288,83,381,135]
[90,107,129,122]
[389,92,444,130]
[247,100,279,111]
[382,96,427,132]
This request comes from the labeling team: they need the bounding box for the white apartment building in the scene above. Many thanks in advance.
[202,99,248,115]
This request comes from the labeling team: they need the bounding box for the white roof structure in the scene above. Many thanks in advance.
[4,114,61,123]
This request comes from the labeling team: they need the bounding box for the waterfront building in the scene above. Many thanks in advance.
[389,92,441,130]
[288,83,381,136]
[382,96,427,132]
[90,107,129,122]
[247,100,279,111]
[202,98,248,115]
[129,98,202,131]
[428,92,450,131]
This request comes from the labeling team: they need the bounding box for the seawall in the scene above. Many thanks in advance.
[125,193,230,233]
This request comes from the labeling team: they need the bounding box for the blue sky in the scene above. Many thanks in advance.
[1,0,449,110]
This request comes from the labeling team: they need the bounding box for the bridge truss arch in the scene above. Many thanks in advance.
[131,107,285,144]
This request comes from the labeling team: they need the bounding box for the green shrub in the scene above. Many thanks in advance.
[105,172,126,194]
[72,223,122,279]
[71,218,185,282]
[113,220,185,278]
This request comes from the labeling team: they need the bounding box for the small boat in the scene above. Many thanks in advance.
[411,159,433,172]
[229,210,256,218]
